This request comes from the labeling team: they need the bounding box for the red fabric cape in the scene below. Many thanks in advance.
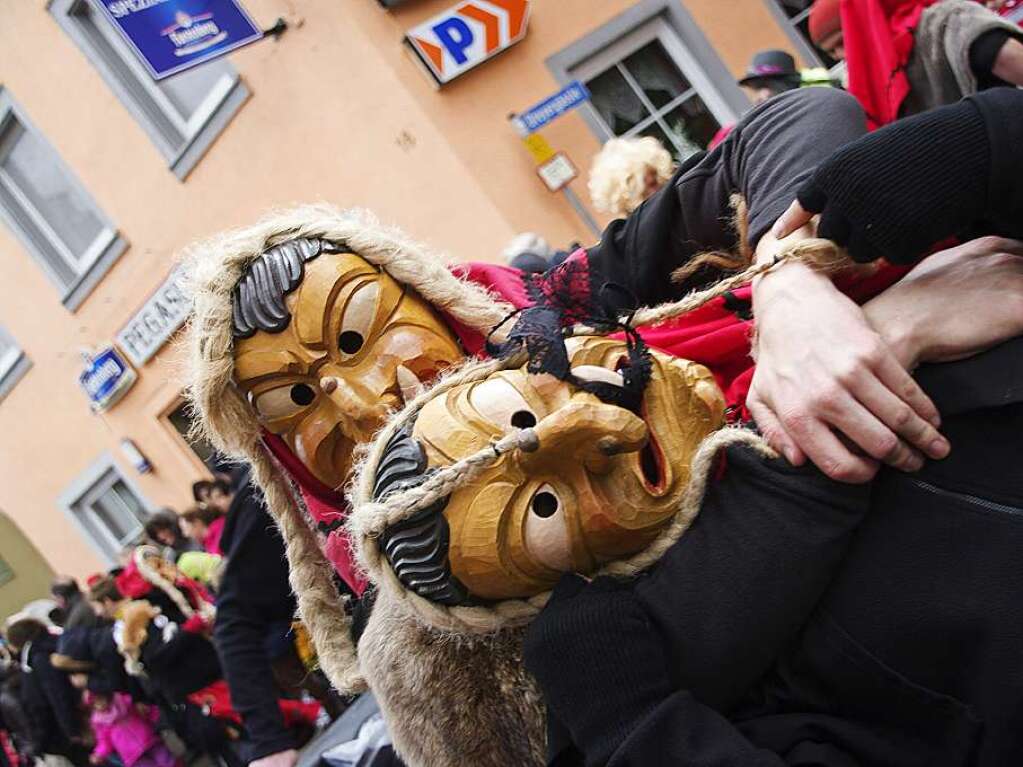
[262,254,907,593]
[842,0,939,129]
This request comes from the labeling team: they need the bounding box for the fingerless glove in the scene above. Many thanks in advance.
[798,99,990,263]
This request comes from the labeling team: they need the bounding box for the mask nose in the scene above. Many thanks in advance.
[319,376,396,441]
[520,401,647,474]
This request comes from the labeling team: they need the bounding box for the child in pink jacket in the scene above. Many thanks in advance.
[86,690,179,767]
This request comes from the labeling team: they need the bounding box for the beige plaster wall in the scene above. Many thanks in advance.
[0,0,798,577]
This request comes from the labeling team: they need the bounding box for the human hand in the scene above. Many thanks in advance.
[749,244,947,483]
[524,575,672,765]
[863,237,1023,368]
[89,755,103,765]
[249,749,298,767]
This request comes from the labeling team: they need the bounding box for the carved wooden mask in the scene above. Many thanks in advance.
[411,337,726,601]
[233,246,463,490]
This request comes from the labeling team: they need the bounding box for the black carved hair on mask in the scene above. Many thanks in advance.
[231,238,343,339]
[373,427,470,606]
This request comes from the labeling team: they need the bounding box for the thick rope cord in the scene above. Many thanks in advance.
[628,237,848,329]
[355,241,841,532]
[346,242,852,635]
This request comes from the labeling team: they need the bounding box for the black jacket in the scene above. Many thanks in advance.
[537,338,1023,767]
[138,612,222,702]
[214,471,297,760]
[19,633,82,756]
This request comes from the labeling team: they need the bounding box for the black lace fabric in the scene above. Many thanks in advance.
[487,259,652,413]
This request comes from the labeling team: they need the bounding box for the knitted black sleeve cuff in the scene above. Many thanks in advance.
[968,87,1023,239]
[801,98,991,263]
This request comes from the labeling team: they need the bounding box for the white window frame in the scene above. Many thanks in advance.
[0,90,127,311]
[0,325,31,402]
[761,1,847,81]
[569,16,732,150]
[58,453,154,564]
[48,0,250,180]
[547,0,748,145]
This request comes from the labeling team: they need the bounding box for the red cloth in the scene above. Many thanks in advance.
[114,556,214,613]
[842,0,940,129]
[186,679,320,728]
[809,0,843,43]
[115,561,153,600]
[708,124,734,150]
[202,516,225,556]
[259,252,909,593]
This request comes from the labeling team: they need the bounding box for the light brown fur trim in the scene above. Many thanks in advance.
[359,588,545,767]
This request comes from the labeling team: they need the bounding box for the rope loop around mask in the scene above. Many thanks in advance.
[347,237,848,638]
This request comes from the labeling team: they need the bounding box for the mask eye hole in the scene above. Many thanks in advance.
[511,410,537,429]
[531,490,559,519]
[252,383,316,422]
[337,281,379,360]
[338,331,365,355]
[290,383,316,406]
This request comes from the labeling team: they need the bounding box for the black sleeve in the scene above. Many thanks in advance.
[971,87,1023,240]
[606,692,813,767]
[36,660,80,741]
[634,445,872,711]
[969,28,1011,87]
[585,87,867,308]
[214,484,297,760]
[214,604,293,760]
[797,88,1023,263]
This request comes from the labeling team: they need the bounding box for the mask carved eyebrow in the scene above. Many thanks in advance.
[232,238,342,339]
[374,427,470,606]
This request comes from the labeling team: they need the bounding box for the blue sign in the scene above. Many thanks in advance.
[79,347,137,413]
[94,0,262,80]
[513,81,591,135]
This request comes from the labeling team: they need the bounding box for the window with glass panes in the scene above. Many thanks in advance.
[50,0,245,179]
[0,554,13,587]
[568,16,732,161]
[167,399,223,471]
[0,91,124,309]
[61,457,151,562]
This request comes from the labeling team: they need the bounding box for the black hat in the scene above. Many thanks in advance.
[738,50,801,87]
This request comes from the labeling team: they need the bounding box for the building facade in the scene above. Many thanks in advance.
[0,0,828,579]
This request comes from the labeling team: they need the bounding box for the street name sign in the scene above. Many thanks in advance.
[80,347,137,413]
[512,81,590,135]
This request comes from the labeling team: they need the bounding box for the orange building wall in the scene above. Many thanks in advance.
[0,0,801,578]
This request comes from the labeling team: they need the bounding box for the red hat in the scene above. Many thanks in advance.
[809,0,843,45]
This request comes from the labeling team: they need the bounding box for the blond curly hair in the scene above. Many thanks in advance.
[588,136,675,218]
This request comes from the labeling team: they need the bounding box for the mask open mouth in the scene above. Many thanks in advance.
[638,406,667,494]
